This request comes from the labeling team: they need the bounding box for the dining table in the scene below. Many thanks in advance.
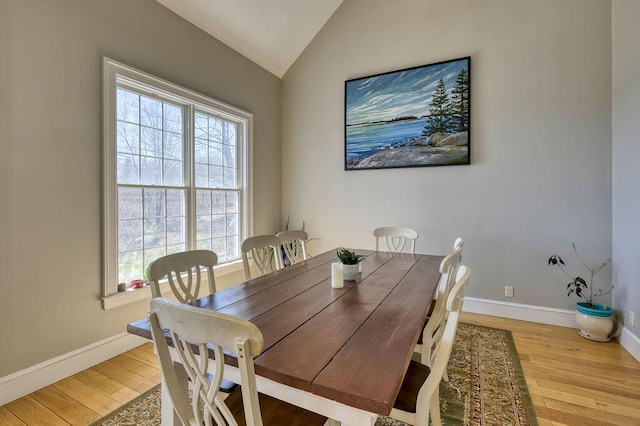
[127,248,443,425]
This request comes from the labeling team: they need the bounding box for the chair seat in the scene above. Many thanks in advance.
[224,386,327,426]
[394,360,431,413]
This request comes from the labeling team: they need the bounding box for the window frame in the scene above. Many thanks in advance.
[102,58,253,309]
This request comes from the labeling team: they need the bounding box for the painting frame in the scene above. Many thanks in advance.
[344,56,470,171]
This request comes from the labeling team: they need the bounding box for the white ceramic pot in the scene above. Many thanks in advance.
[575,303,614,342]
[342,264,359,281]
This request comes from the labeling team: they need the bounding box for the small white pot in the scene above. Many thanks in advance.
[342,264,359,281]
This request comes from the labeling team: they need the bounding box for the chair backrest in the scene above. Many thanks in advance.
[241,235,283,280]
[276,230,308,265]
[373,227,418,254]
[453,237,464,252]
[415,265,470,419]
[149,298,265,426]
[147,250,218,303]
[420,245,463,365]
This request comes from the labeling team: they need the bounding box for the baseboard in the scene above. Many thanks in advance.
[0,332,147,406]
[619,326,640,363]
[462,297,576,328]
[462,297,640,362]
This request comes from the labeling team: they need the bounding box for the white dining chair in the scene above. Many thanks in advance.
[148,298,327,426]
[389,265,471,426]
[147,250,218,303]
[276,230,309,265]
[374,226,418,254]
[241,235,283,280]
[414,243,463,368]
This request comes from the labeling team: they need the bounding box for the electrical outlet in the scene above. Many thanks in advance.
[505,286,514,298]
[630,311,636,327]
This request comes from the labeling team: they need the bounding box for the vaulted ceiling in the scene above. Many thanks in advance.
[155,0,345,78]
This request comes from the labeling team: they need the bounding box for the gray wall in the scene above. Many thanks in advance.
[281,0,613,310]
[0,0,281,376]
[612,0,640,340]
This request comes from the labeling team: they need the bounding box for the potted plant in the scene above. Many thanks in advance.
[548,243,616,341]
[337,248,366,281]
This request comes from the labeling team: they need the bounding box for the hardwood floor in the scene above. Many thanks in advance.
[2,313,639,425]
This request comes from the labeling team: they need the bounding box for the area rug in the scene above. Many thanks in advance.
[91,323,537,425]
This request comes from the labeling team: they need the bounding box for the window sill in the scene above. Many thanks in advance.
[100,259,244,310]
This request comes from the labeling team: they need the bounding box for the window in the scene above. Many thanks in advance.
[103,58,252,304]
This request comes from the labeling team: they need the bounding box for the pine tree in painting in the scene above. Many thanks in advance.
[450,69,470,132]
[422,78,452,136]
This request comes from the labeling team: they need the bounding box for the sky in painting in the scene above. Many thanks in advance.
[345,58,469,126]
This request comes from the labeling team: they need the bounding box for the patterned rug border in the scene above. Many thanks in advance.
[91,323,538,425]
[89,383,161,426]
[465,323,538,425]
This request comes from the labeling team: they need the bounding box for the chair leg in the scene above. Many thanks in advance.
[429,385,442,426]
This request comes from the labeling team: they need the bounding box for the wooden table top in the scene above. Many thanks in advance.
[128,249,443,415]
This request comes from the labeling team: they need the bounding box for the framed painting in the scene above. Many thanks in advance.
[345,56,470,170]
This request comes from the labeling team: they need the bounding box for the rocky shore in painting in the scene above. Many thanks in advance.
[347,131,469,169]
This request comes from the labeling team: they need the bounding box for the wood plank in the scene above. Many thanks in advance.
[90,360,157,393]
[53,377,121,416]
[4,396,68,426]
[31,386,101,425]
[73,369,139,404]
[108,353,162,383]
[312,254,442,414]
[0,406,26,426]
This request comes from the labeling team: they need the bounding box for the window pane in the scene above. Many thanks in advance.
[144,247,166,275]
[227,213,238,236]
[209,165,223,188]
[144,218,166,247]
[164,159,182,186]
[143,189,165,218]
[166,190,185,217]
[195,138,208,163]
[164,104,182,133]
[117,89,139,124]
[223,145,235,168]
[195,113,208,139]
[164,132,182,160]
[196,215,211,241]
[209,142,223,166]
[141,127,162,157]
[195,163,208,187]
[118,187,142,219]
[140,156,161,185]
[226,236,239,259]
[208,117,223,142]
[212,215,225,237]
[223,167,236,188]
[211,238,225,256]
[119,249,143,283]
[117,122,139,154]
[212,191,225,214]
[140,96,162,128]
[119,219,142,251]
[117,153,139,184]
[197,239,211,251]
[227,191,239,214]
[167,244,185,255]
[196,190,211,215]
[167,217,186,244]
[225,122,237,147]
